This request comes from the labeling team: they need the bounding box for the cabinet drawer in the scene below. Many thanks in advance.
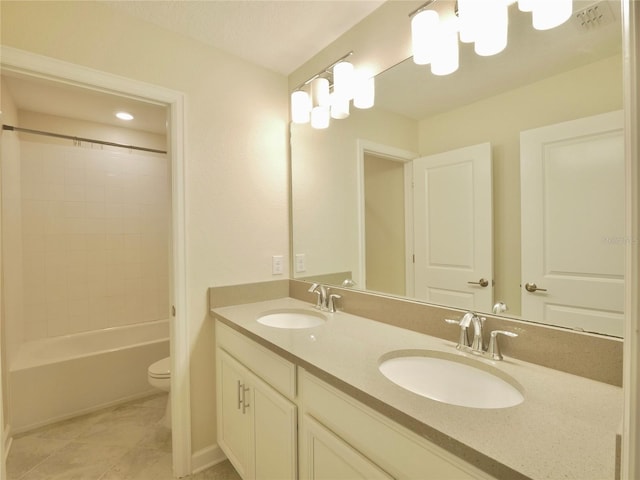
[216,321,296,399]
[300,369,494,480]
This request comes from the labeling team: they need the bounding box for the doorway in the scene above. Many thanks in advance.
[0,47,190,476]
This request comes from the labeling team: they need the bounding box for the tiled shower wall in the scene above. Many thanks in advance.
[20,141,170,340]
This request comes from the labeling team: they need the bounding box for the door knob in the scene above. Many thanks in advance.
[467,278,489,287]
[525,282,547,293]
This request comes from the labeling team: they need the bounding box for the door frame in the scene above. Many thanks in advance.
[0,47,192,476]
[356,140,416,294]
[622,0,639,477]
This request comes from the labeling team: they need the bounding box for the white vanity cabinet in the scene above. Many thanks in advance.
[299,369,494,480]
[216,323,297,480]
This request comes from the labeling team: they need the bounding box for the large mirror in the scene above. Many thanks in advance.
[291,0,624,336]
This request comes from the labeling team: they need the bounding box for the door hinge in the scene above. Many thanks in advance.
[172,305,176,317]
[412,254,415,264]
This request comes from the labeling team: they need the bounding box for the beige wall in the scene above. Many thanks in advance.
[418,54,622,313]
[291,105,416,284]
[1,0,289,453]
[364,153,406,295]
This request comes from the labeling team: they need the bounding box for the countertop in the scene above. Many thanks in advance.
[211,297,622,480]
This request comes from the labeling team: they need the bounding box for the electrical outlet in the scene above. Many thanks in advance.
[295,253,306,273]
[272,255,284,275]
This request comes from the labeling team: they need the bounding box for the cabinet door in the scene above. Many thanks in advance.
[252,375,298,480]
[217,350,252,479]
[301,414,393,480]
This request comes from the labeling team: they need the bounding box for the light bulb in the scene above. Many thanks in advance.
[115,112,134,121]
[532,0,572,30]
[291,90,311,124]
[457,0,480,44]
[353,72,375,109]
[411,9,439,65]
[431,22,459,76]
[310,106,330,129]
[333,61,355,101]
[330,93,350,119]
[311,77,330,107]
[474,0,508,56]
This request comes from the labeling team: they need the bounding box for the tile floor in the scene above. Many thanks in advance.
[6,393,241,480]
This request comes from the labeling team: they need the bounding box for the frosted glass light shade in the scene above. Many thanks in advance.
[333,61,354,101]
[411,9,439,65]
[330,93,350,119]
[474,1,508,56]
[431,23,459,76]
[457,0,481,43]
[518,0,535,12]
[353,74,375,109]
[291,90,311,124]
[311,77,330,107]
[532,0,572,30]
[310,106,330,129]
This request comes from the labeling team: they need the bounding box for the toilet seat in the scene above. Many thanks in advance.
[148,357,170,379]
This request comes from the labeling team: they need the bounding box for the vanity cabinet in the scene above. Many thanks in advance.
[215,319,493,480]
[216,323,297,480]
[299,369,493,480]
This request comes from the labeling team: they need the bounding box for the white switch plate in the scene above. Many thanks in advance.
[272,255,284,275]
[295,253,306,273]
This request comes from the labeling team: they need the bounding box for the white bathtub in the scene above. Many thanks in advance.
[9,320,170,434]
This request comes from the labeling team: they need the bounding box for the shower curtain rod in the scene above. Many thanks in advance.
[2,124,167,154]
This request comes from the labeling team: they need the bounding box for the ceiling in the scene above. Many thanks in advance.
[103,0,386,77]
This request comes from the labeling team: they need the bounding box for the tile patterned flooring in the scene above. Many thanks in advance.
[6,393,241,480]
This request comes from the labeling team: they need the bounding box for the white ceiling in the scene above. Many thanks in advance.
[103,0,386,76]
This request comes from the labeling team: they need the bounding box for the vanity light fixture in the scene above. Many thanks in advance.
[410,0,573,76]
[290,51,375,129]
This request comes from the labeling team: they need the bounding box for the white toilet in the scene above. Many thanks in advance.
[148,356,171,429]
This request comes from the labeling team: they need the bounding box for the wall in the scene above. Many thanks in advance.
[1,0,289,454]
[364,153,405,295]
[291,106,416,284]
[0,81,21,435]
[19,137,170,339]
[418,54,622,314]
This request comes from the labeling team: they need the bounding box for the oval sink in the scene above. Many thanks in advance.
[257,309,326,329]
[379,351,524,409]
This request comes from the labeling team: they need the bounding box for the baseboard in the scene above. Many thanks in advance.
[191,444,227,474]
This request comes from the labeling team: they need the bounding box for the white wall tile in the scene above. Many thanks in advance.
[21,142,170,339]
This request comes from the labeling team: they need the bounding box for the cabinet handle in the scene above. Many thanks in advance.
[237,380,243,410]
[242,386,250,414]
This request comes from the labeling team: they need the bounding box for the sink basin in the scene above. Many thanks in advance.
[257,309,326,329]
[379,350,524,409]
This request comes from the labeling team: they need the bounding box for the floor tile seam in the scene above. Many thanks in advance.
[10,436,76,480]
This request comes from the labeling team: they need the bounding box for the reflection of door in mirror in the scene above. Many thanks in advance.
[413,143,493,312]
[520,110,624,336]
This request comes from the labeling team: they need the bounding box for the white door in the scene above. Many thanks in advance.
[413,143,493,311]
[520,110,625,336]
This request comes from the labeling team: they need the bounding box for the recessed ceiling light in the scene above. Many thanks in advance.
[115,111,134,121]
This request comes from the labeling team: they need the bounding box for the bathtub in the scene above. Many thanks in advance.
[9,320,170,434]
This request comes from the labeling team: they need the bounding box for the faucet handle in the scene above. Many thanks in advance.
[307,283,322,309]
[445,318,471,348]
[487,330,518,361]
[328,294,342,313]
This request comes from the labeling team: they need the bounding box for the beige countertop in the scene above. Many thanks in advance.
[211,297,622,480]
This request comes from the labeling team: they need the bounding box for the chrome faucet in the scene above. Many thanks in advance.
[445,311,518,361]
[308,283,341,312]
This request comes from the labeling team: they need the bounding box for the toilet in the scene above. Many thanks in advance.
[148,356,171,429]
